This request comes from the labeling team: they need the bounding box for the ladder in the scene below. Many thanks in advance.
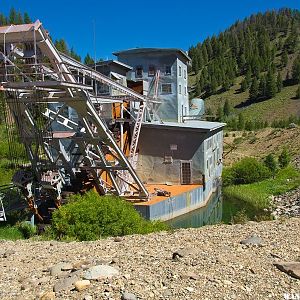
[0,197,6,222]
[129,102,145,160]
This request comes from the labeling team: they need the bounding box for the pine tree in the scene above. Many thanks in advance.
[223,78,230,91]
[55,39,69,54]
[70,48,81,62]
[0,14,7,26]
[245,69,252,86]
[240,79,248,92]
[84,53,95,66]
[16,11,23,24]
[259,75,267,98]
[296,85,300,99]
[265,70,277,98]
[249,77,259,101]
[276,72,283,92]
[292,56,300,83]
[9,8,17,24]
[23,12,31,24]
[223,99,231,116]
[281,50,288,68]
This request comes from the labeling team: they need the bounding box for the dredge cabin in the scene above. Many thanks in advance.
[111,48,225,220]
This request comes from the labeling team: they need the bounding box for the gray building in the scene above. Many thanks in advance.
[113,48,191,122]
[93,60,132,95]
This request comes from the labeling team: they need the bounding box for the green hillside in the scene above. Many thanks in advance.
[188,8,300,127]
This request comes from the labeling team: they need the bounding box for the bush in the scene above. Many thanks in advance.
[278,148,291,168]
[224,157,271,185]
[50,191,168,241]
[17,221,37,239]
[264,154,278,176]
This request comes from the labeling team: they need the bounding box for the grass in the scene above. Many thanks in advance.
[222,165,300,223]
[203,80,300,123]
[0,226,24,240]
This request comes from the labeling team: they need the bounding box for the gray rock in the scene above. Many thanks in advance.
[61,263,73,271]
[53,275,78,292]
[50,262,73,276]
[121,292,137,300]
[172,248,197,259]
[114,237,122,242]
[240,235,263,246]
[274,261,300,279]
[83,265,119,280]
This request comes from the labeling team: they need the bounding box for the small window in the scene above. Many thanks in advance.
[161,83,172,94]
[136,66,143,78]
[184,86,187,95]
[181,161,192,184]
[148,65,155,76]
[179,84,182,94]
[179,65,182,77]
[184,69,187,79]
[165,65,171,75]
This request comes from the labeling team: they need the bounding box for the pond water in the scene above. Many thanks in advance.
[167,190,224,229]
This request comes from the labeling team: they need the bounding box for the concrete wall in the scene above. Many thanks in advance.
[135,126,223,186]
[135,183,222,221]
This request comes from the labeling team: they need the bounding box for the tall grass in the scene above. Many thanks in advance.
[0,226,24,240]
[223,166,300,222]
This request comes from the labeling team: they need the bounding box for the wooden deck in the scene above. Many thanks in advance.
[135,184,202,206]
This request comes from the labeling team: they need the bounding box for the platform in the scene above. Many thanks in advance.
[133,183,213,221]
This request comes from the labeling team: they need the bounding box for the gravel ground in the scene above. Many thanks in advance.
[1,218,300,300]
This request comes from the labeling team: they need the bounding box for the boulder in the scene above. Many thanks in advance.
[83,265,119,280]
[240,235,263,246]
[121,292,137,300]
[53,275,78,292]
[39,291,55,300]
[274,261,300,279]
[74,280,91,292]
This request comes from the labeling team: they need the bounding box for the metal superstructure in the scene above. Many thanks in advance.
[0,21,160,221]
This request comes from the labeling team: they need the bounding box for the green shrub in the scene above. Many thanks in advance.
[227,157,271,185]
[50,191,168,241]
[17,221,37,239]
[278,148,291,168]
[264,154,278,176]
[222,167,235,186]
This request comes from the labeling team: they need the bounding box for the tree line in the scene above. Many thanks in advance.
[189,8,300,99]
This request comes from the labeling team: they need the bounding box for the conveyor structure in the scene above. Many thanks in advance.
[0,21,158,221]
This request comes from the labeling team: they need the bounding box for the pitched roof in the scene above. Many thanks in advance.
[113,48,191,63]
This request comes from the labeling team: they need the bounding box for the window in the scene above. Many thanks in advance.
[179,84,182,94]
[135,66,143,78]
[161,83,172,94]
[184,69,187,79]
[181,161,192,184]
[184,86,187,95]
[179,65,182,77]
[165,65,171,75]
[148,65,155,76]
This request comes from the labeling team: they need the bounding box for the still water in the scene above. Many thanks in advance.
[167,191,223,229]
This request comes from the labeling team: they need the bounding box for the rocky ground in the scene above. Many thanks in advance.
[1,218,300,300]
[271,187,300,218]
